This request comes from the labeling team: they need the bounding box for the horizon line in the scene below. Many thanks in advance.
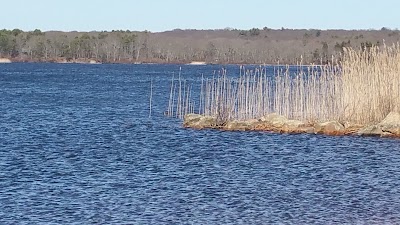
[2,26,398,33]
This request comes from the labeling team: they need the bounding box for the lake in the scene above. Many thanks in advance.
[1,63,400,224]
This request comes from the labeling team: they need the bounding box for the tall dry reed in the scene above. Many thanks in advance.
[341,44,400,124]
[167,44,400,125]
[165,69,195,119]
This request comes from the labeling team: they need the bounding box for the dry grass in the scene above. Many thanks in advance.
[341,44,400,124]
[167,44,400,125]
[165,68,195,119]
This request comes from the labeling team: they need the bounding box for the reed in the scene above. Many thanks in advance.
[149,78,153,118]
[165,69,197,119]
[167,44,400,125]
[341,44,400,124]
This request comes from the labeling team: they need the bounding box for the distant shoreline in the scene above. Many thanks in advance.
[0,57,325,67]
[0,57,262,65]
[0,28,394,66]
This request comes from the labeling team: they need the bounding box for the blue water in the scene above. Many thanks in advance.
[1,63,400,224]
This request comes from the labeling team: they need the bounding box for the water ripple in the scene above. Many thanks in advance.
[1,63,400,224]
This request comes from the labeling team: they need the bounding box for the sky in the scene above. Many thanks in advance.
[1,0,399,32]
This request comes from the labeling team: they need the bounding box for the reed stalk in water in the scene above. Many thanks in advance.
[149,78,153,118]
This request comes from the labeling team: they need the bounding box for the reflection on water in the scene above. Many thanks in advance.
[1,63,400,224]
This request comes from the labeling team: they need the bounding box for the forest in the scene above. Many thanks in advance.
[0,27,399,64]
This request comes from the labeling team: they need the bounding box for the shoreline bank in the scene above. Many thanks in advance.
[183,112,400,138]
[0,57,324,66]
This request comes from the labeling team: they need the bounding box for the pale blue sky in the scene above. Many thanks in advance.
[2,0,399,32]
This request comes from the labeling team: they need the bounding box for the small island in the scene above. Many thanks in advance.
[167,45,400,138]
[183,112,400,138]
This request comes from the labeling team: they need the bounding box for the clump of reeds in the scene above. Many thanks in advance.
[198,64,343,124]
[341,43,400,124]
[165,68,195,119]
[167,44,400,126]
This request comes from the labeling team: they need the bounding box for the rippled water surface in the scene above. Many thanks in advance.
[1,63,400,224]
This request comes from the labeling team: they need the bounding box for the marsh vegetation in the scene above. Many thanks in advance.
[167,44,400,127]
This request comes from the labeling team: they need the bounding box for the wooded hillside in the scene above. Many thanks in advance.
[0,27,399,64]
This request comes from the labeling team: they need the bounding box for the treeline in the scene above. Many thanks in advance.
[0,27,399,64]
